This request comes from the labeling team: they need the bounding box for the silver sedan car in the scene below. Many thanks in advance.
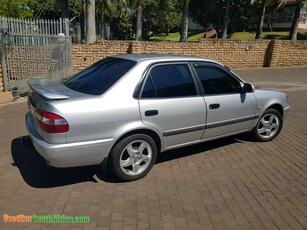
[25,54,290,181]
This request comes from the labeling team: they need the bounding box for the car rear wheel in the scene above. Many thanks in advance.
[251,109,283,142]
[109,134,157,181]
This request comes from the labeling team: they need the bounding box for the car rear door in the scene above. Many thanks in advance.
[192,62,257,140]
[138,62,207,150]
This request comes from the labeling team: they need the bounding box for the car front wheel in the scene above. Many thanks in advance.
[251,108,283,142]
[109,134,157,181]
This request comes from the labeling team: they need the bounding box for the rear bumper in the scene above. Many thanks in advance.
[25,112,114,168]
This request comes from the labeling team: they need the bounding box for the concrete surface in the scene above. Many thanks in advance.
[0,67,306,229]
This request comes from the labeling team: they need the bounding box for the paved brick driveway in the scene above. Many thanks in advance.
[0,67,306,229]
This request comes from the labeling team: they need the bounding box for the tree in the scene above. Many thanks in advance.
[289,0,307,40]
[80,0,86,41]
[86,0,96,43]
[29,0,61,19]
[253,0,286,39]
[222,0,257,38]
[135,0,142,40]
[142,0,181,38]
[189,0,218,29]
[0,0,34,18]
[190,0,263,38]
[28,0,80,20]
[180,0,189,42]
[221,0,230,39]
[96,0,113,39]
[255,0,267,39]
[61,0,69,18]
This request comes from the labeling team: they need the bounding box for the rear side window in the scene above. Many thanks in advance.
[63,58,136,95]
[141,64,197,98]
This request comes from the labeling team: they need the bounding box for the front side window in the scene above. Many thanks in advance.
[141,64,197,98]
[63,57,136,95]
[193,63,241,95]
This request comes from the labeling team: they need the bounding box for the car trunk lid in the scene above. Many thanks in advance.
[28,79,71,100]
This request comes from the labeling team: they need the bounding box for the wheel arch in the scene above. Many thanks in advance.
[266,103,284,117]
[113,129,162,153]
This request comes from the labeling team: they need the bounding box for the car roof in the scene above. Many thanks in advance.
[111,54,218,64]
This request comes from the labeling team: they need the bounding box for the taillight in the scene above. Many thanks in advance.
[35,109,69,133]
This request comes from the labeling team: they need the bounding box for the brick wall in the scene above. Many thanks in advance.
[0,63,3,92]
[133,40,272,68]
[72,40,307,73]
[272,40,307,67]
[73,40,131,73]
[72,40,273,71]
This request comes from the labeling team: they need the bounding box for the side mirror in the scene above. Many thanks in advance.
[242,83,255,93]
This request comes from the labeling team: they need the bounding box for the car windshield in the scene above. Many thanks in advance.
[62,57,136,95]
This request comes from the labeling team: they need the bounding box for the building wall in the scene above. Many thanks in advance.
[265,5,307,32]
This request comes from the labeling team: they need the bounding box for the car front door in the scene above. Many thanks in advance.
[138,63,207,150]
[192,62,257,140]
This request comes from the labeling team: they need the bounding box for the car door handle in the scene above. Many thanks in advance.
[145,110,159,117]
[209,104,220,110]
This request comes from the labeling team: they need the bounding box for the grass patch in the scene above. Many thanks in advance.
[150,32,180,42]
[297,32,307,40]
[231,31,290,40]
[149,31,307,41]
[150,32,205,42]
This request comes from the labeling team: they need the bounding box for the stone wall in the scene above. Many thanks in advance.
[73,41,131,73]
[133,40,272,69]
[271,40,307,67]
[71,39,307,74]
[0,63,3,92]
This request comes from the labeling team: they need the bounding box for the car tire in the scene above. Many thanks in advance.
[251,108,283,142]
[109,134,157,181]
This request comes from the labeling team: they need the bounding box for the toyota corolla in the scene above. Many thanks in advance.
[25,54,290,181]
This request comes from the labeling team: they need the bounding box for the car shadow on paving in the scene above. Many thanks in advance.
[11,135,246,187]
[156,135,242,164]
[10,136,122,187]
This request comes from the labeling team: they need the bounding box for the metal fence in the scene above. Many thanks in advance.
[0,17,69,36]
[0,17,72,94]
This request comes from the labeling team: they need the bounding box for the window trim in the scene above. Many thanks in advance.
[138,62,202,100]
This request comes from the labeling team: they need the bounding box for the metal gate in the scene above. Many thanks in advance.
[0,17,72,94]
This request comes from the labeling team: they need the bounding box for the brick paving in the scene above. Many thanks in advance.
[0,67,306,229]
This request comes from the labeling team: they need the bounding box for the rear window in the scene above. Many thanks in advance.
[62,57,136,95]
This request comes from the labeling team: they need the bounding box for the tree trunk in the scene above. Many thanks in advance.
[101,12,105,40]
[80,0,86,42]
[255,0,267,39]
[221,0,230,39]
[180,0,189,42]
[86,0,96,44]
[61,0,69,19]
[289,0,302,40]
[136,0,142,41]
